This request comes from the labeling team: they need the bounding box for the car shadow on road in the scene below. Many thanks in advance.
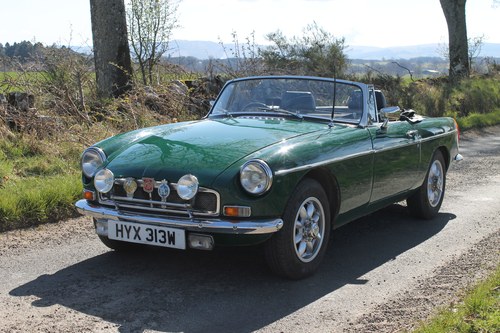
[10,204,455,333]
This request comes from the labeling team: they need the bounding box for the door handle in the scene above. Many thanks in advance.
[406,130,419,139]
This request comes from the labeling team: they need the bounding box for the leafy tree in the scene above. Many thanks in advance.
[127,0,179,86]
[90,0,133,98]
[260,22,348,78]
[0,41,45,63]
[439,0,469,79]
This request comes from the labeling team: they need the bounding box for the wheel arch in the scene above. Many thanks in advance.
[436,146,450,171]
[302,167,340,223]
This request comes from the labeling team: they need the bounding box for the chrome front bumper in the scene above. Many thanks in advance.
[75,199,283,235]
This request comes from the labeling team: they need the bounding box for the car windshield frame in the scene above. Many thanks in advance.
[208,76,370,126]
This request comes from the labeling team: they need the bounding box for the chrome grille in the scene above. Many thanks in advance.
[98,178,220,217]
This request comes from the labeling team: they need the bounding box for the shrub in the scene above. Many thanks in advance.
[398,75,500,118]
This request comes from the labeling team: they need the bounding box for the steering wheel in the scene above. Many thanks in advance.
[242,102,270,111]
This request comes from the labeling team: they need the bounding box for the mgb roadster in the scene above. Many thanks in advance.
[76,75,462,279]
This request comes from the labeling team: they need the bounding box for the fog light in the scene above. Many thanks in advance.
[188,234,214,250]
[94,168,114,193]
[177,174,199,200]
[94,218,108,236]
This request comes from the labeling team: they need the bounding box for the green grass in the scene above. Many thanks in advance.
[0,134,83,232]
[0,174,82,231]
[455,108,500,131]
[412,265,500,333]
[0,71,44,93]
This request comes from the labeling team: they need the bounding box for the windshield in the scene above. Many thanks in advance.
[210,77,364,123]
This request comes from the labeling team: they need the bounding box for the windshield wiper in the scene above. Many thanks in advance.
[260,107,303,120]
[214,109,233,118]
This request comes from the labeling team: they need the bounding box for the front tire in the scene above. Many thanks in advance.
[265,178,331,279]
[407,150,446,219]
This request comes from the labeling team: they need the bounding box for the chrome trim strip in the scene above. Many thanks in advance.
[108,195,190,209]
[275,129,458,176]
[373,141,420,154]
[275,150,374,176]
[101,201,195,216]
[99,195,218,217]
[76,200,283,235]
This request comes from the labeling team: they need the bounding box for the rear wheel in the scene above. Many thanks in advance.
[265,178,331,279]
[407,150,446,219]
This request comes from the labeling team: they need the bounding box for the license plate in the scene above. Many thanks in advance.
[108,221,186,250]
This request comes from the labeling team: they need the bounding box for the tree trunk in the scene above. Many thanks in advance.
[90,0,133,98]
[439,0,469,79]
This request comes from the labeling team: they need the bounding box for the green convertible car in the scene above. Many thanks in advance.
[76,75,462,279]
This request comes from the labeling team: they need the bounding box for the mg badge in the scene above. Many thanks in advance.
[123,178,137,198]
[158,180,170,204]
[142,177,155,193]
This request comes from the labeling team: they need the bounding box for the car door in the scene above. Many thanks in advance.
[367,105,421,204]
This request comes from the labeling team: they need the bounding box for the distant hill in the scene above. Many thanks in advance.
[347,43,500,60]
[346,44,444,59]
[167,40,500,60]
[71,40,500,61]
[168,40,226,59]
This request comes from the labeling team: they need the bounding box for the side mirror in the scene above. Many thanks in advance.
[379,106,401,132]
[379,106,401,121]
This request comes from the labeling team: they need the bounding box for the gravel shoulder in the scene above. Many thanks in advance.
[0,126,499,333]
[348,125,500,332]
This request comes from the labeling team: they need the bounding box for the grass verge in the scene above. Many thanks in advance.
[0,174,82,232]
[0,130,83,232]
[412,265,500,333]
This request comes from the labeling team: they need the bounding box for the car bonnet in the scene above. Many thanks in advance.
[99,117,325,185]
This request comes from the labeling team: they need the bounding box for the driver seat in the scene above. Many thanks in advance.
[280,91,316,113]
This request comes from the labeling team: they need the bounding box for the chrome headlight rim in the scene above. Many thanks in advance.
[94,168,115,193]
[177,174,199,200]
[81,147,106,178]
[240,159,273,195]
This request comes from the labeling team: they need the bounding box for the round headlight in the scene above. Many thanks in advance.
[240,160,273,195]
[177,174,199,200]
[94,168,115,193]
[81,147,106,178]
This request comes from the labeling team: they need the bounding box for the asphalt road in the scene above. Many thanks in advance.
[1,126,499,333]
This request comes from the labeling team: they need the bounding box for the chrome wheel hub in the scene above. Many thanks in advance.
[293,197,325,263]
[427,159,444,207]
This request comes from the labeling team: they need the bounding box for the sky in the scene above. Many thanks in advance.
[1,0,499,49]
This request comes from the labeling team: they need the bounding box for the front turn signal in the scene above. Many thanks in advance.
[224,206,251,217]
[83,190,96,201]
